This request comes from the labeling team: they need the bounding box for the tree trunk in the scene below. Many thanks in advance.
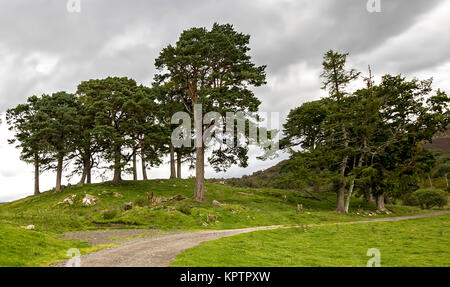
[445,173,448,188]
[112,145,122,184]
[55,156,63,192]
[364,187,374,203]
[87,163,92,184]
[78,154,90,185]
[169,144,176,179]
[34,156,40,195]
[176,151,182,179]
[344,155,364,213]
[376,194,390,213]
[336,156,348,213]
[336,184,346,213]
[428,174,433,188]
[141,149,148,181]
[132,149,137,181]
[344,181,355,213]
[79,167,87,186]
[194,146,206,201]
[193,107,206,202]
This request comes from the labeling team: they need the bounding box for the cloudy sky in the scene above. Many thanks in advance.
[0,0,449,201]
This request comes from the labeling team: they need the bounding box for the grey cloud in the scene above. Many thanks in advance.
[0,0,448,193]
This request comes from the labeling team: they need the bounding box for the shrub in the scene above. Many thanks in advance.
[413,188,448,209]
[103,209,118,220]
[178,205,192,215]
[402,193,419,207]
[134,197,149,207]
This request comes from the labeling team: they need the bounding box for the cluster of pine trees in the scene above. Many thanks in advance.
[281,51,450,213]
[5,79,192,195]
[6,23,267,200]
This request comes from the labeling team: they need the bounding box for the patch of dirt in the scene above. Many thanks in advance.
[60,229,164,246]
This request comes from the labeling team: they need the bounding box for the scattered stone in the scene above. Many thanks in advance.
[124,202,133,210]
[101,190,109,195]
[167,207,177,212]
[207,214,218,222]
[82,194,98,206]
[212,200,223,207]
[247,216,255,220]
[202,222,208,227]
[25,225,35,230]
[237,192,252,196]
[60,195,76,206]
[296,204,303,214]
[152,194,187,205]
[113,192,123,198]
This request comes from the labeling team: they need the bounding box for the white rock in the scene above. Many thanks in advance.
[82,194,98,206]
[25,225,35,230]
[212,200,223,207]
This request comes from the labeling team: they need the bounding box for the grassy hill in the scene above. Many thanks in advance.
[0,178,431,266]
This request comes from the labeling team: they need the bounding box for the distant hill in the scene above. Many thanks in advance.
[225,160,290,189]
[424,128,450,152]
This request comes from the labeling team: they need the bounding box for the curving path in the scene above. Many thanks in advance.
[59,211,450,267]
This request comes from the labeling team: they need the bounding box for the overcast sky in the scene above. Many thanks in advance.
[1,0,449,202]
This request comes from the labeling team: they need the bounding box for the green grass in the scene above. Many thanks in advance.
[171,214,450,267]
[0,178,438,266]
[0,222,96,267]
[0,179,427,233]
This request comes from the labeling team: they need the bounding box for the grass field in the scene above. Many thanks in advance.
[0,223,100,267]
[171,213,450,267]
[0,179,442,266]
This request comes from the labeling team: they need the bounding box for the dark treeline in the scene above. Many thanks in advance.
[280,51,450,213]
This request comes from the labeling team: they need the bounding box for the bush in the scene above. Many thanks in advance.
[413,188,448,209]
[402,193,420,207]
[103,209,118,220]
[178,205,192,215]
[134,197,150,207]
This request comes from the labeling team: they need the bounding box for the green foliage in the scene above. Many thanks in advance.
[102,209,118,220]
[413,188,448,209]
[133,197,150,207]
[155,23,267,176]
[402,193,420,207]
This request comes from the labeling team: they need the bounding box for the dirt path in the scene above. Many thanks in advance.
[59,211,449,267]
